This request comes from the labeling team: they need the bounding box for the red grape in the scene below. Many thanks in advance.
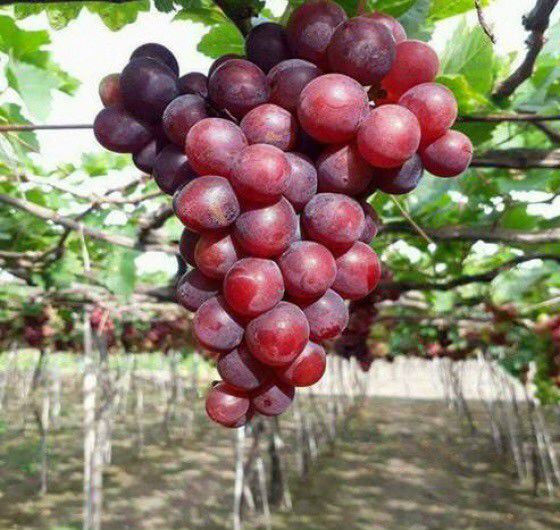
[152,144,197,195]
[327,17,396,85]
[332,242,381,299]
[233,197,297,258]
[179,228,199,266]
[185,118,248,177]
[251,379,295,416]
[120,58,179,122]
[382,40,439,97]
[208,54,242,78]
[205,382,251,428]
[283,152,318,212]
[223,258,285,318]
[93,107,152,153]
[357,105,421,168]
[359,201,381,244]
[399,83,458,145]
[208,59,269,119]
[132,139,159,173]
[178,72,208,98]
[240,104,298,151]
[298,74,369,144]
[286,0,347,70]
[176,269,220,312]
[230,144,290,204]
[421,130,473,178]
[276,341,326,387]
[267,59,323,112]
[300,289,349,342]
[246,301,309,366]
[302,193,365,252]
[162,94,208,147]
[371,153,424,194]
[194,296,244,352]
[130,43,179,76]
[245,22,292,73]
[99,73,122,107]
[316,143,373,196]
[218,343,272,391]
[278,241,336,300]
[194,230,242,279]
[173,176,240,232]
[365,12,407,43]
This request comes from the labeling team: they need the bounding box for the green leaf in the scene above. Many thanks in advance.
[399,0,432,40]
[0,103,39,156]
[368,0,416,17]
[0,15,50,59]
[104,248,137,296]
[429,0,492,21]
[197,22,244,58]
[499,206,538,231]
[46,4,83,30]
[155,0,175,12]
[174,6,227,25]
[85,1,150,31]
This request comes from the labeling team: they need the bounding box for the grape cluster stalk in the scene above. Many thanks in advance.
[93,0,472,428]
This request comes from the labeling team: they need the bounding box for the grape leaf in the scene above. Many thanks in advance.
[85,1,149,31]
[429,0,493,21]
[399,0,432,40]
[197,22,244,58]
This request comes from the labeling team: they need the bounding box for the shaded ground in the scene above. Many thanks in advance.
[0,396,558,530]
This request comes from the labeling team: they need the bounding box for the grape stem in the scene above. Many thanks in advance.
[474,0,496,44]
[389,195,435,246]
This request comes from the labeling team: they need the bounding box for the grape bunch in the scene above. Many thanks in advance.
[93,0,472,428]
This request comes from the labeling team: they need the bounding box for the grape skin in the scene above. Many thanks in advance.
[286,0,347,70]
[223,258,285,318]
[130,42,179,76]
[365,12,407,43]
[357,105,421,168]
[245,22,292,74]
[276,341,326,387]
[176,269,220,312]
[240,104,298,151]
[185,118,248,177]
[162,94,208,147]
[421,130,473,178]
[332,242,381,300]
[205,382,251,428]
[99,73,122,108]
[218,343,272,391]
[132,139,159,173]
[178,72,208,98]
[300,289,349,342]
[152,144,197,195]
[298,74,369,144]
[120,57,179,123]
[359,202,381,243]
[251,379,295,416]
[371,153,424,195]
[327,17,396,86]
[194,296,244,352]
[316,143,374,196]
[208,59,270,120]
[283,152,318,212]
[267,59,323,112]
[93,107,152,154]
[173,176,240,232]
[179,228,199,267]
[245,301,310,366]
[208,54,242,78]
[194,230,242,279]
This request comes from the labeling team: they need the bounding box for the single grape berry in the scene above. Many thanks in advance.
[300,289,349,342]
[332,242,381,300]
[179,228,199,267]
[283,152,318,212]
[298,74,369,144]
[371,153,424,194]
[316,143,374,196]
[240,104,298,151]
[218,344,272,391]
[176,269,220,312]
[359,201,381,243]
[99,73,122,108]
[246,301,309,366]
[302,193,365,253]
[276,341,326,387]
[399,83,458,146]
[178,72,208,98]
[278,241,336,300]
[223,258,285,318]
[152,144,197,195]
[365,12,407,43]
[233,198,297,258]
[194,296,244,352]
[357,105,421,168]
[251,379,295,416]
[130,42,179,76]
[132,139,159,173]
[173,176,240,232]
[120,57,179,122]
[245,22,292,74]
[185,118,248,177]
[208,59,269,119]
[286,0,347,70]
[208,54,243,78]
[162,94,209,147]
[421,130,473,178]
[267,59,323,112]
[194,230,242,279]
[327,17,396,85]
[93,107,152,154]
[205,382,251,428]
[382,40,439,97]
